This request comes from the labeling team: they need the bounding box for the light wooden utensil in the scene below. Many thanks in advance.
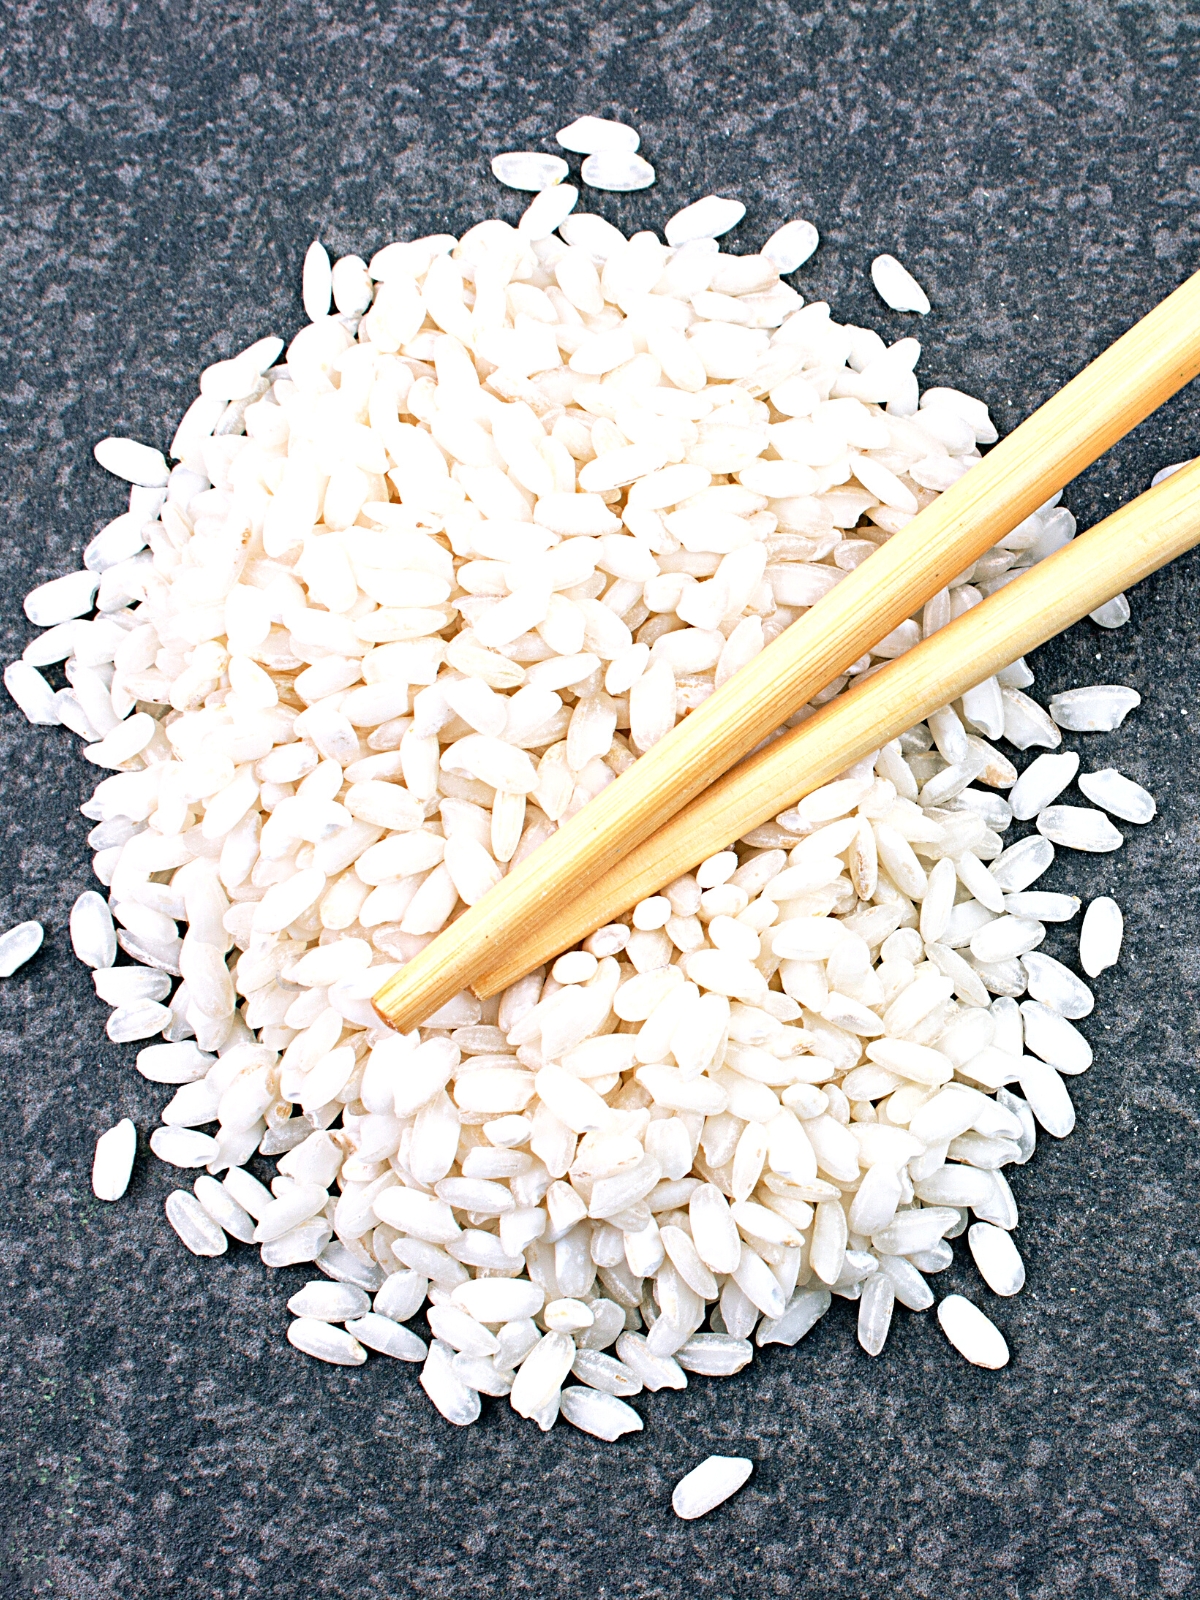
[374,270,1200,1031]
[471,456,1200,996]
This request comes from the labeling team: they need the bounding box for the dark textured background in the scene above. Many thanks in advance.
[2,3,1200,1596]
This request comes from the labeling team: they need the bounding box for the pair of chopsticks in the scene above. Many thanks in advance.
[374,270,1200,1031]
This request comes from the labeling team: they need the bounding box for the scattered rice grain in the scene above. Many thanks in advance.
[672,1456,754,1519]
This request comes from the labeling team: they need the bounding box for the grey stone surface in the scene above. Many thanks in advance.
[2,2,1200,1596]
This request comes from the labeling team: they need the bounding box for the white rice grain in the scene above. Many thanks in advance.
[0,920,43,976]
[151,1127,220,1168]
[1015,1059,1076,1138]
[346,1312,428,1362]
[559,1385,643,1440]
[164,1189,228,1256]
[93,437,170,487]
[288,1316,367,1366]
[301,240,332,321]
[1008,752,1079,821]
[870,254,931,314]
[1017,953,1094,1017]
[1079,897,1124,977]
[491,151,570,191]
[92,1117,137,1201]
[193,1175,257,1242]
[967,1223,1025,1296]
[287,1281,371,1321]
[4,661,61,725]
[580,152,656,191]
[1019,1001,1093,1074]
[556,116,640,154]
[936,1294,1009,1368]
[107,1000,172,1042]
[1048,685,1141,731]
[518,184,579,240]
[1035,806,1123,853]
[1089,594,1130,629]
[665,196,746,246]
[23,571,101,627]
[857,1272,894,1356]
[70,893,115,970]
[672,1456,754,1519]
[421,1339,483,1424]
[1077,768,1155,823]
[762,218,820,272]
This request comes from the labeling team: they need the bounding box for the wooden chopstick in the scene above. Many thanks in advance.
[374,270,1200,1032]
[471,457,1200,995]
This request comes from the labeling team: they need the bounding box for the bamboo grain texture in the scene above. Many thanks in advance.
[374,270,1200,1031]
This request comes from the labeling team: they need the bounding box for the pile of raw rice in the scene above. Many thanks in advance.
[6,128,1156,1444]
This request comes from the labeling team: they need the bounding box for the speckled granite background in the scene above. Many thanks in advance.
[2,3,1200,1596]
